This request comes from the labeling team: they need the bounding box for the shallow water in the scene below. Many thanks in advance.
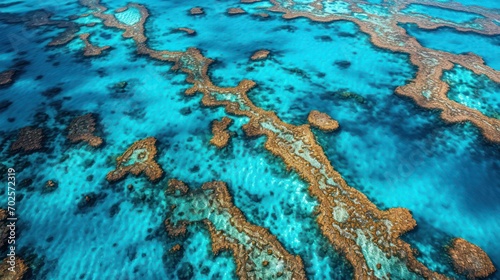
[0,0,499,279]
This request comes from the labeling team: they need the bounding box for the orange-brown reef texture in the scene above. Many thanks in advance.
[76,0,497,278]
[165,179,307,279]
[227,8,247,15]
[448,238,496,279]
[106,137,163,182]
[67,113,103,147]
[266,0,500,143]
[250,49,270,61]
[10,126,44,154]
[0,257,28,280]
[210,117,233,148]
[79,33,110,56]
[176,27,196,35]
[307,110,339,132]
[189,7,204,15]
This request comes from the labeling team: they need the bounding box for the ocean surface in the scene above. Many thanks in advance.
[0,0,498,279]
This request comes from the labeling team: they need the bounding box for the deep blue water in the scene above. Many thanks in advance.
[0,0,499,279]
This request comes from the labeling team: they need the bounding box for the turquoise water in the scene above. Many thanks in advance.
[444,65,500,119]
[401,4,483,23]
[432,0,500,10]
[403,23,500,70]
[0,0,499,279]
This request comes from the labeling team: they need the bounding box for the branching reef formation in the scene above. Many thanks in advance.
[267,0,500,143]
[79,33,110,57]
[77,0,496,278]
[165,180,307,279]
[2,0,495,278]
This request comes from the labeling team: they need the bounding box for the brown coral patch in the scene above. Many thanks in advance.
[106,137,163,182]
[67,113,103,147]
[0,70,15,86]
[210,117,233,148]
[165,181,307,279]
[189,7,204,15]
[448,238,496,279]
[250,49,270,61]
[10,126,44,153]
[79,33,110,57]
[307,110,339,132]
[0,257,28,280]
[175,27,196,35]
[169,244,182,253]
[227,8,246,15]
[255,13,270,18]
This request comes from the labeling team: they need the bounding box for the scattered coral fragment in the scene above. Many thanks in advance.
[227,8,246,15]
[176,27,196,35]
[189,7,204,15]
[307,110,339,132]
[250,50,270,61]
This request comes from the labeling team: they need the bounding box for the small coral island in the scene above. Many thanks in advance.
[250,50,270,61]
[307,110,339,132]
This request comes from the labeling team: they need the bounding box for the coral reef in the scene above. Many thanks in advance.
[72,1,497,278]
[250,50,270,61]
[106,137,163,182]
[448,238,496,279]
[209,117,232,148]
[266,0,500,142]
[169,244,181,253]
[307,110,339,132]
[0,257,28,280]
[43,180,58,193]
[176,27,196,35]
[165,180,307,279]
[10,126,44,154]
[189,7,204,15]
[67,113,103,147]
[79,33,110,57]
[0,70,15,86]
[227,8,246,15]
[0,9,79,46]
